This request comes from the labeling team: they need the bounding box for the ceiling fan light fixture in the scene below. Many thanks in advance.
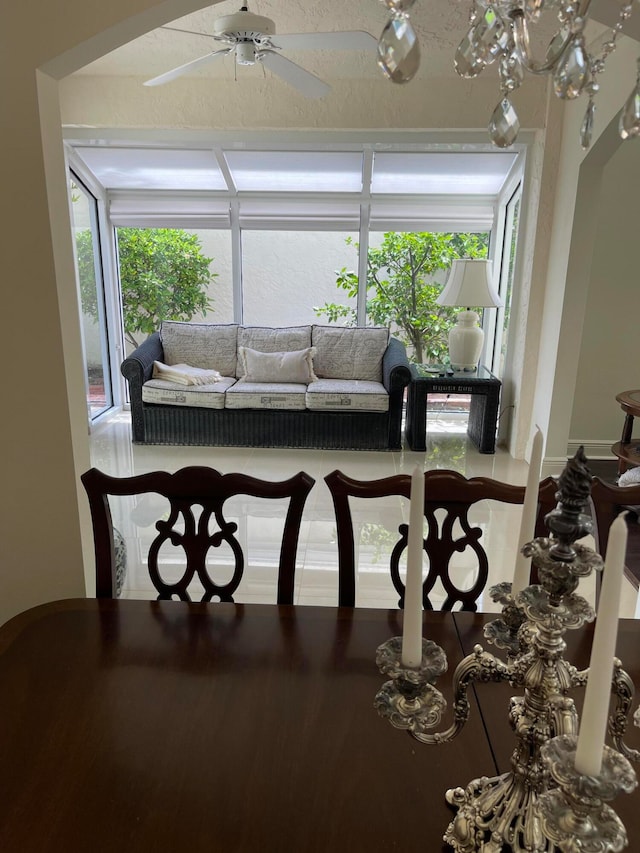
[236,42,256,65]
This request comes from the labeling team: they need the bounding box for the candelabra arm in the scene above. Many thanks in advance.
[610,661,640,763]
[412,644,513,745]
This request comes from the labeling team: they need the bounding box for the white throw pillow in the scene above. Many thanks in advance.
[237,326,312,378]
[239,346,317,384]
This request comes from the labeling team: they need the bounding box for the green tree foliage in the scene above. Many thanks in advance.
[76,227,215,349]
[315,232,488,363]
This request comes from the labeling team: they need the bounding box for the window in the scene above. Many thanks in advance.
[114,227,232,353]
[67,139,525,421]
[365,230,490,363]
[69,173,113,419]
[489,184,521,377]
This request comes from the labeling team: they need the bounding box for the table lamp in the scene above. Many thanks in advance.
[436,259,503,371]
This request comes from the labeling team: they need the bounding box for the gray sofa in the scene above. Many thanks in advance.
[121,321,412,450]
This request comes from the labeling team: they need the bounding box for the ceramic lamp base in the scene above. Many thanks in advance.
[448,310,483,371]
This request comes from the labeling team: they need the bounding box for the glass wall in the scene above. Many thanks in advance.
[491,187,520,377]
[69,174,113,419]
[114,227,233,354]
[366,230,490,364]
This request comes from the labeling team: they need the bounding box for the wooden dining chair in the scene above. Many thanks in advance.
[81,466,315,603]
[324,468,558,610]
[589,477,640,562]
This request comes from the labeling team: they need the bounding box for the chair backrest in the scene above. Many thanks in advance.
[589,476,640,558]
[324,468,558,610]
[81,466,315,603]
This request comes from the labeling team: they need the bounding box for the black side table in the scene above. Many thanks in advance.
[405,364,501,453]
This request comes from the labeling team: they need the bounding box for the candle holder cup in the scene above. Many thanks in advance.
[375,448,640,852]
[539,735,637,853]
[374,636,448,734]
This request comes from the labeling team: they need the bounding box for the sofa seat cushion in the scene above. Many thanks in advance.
[225,380,307,411]
[237,326,311,378]
[160,321,238,376]
[142,376,236,410]
[311,325,389,381]
[305,379,389,413]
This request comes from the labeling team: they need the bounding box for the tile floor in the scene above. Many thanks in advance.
[88,409,640,617]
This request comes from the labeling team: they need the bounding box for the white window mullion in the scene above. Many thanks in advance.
[231,199,243,325]
[358,204,371,326]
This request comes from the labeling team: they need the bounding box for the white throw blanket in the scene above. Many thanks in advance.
[152,361,222,386]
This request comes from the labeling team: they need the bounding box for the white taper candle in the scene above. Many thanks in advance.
[401,465,425,668]
[512,427,544,598]
[574,513,628,776]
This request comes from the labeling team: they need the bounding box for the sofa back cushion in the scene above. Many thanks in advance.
[160,322,238,377]
[311,325,389,381]
[237,326,312,378]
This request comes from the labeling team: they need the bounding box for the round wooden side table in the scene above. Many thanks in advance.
[612,390,640,475]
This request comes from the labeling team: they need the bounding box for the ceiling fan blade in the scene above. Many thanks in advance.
[258,50,330,99]
[160,26,224,40]
[143,47,233,87]
[271,31,378,51]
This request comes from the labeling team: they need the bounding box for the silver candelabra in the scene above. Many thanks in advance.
[375,449,639,852]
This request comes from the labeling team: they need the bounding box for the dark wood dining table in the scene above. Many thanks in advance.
[0,601,639,852]
[0,600,494,853]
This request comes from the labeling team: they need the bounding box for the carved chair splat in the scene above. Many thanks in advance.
[325,468,558,611]
[81,466,314,603]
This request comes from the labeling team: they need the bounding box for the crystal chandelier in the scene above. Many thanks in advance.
[377,0,640,150]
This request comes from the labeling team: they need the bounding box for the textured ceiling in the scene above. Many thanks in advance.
[71,0,480,83]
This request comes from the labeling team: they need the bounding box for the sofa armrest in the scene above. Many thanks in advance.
[121,332,163,442]
[121,333,163,385]
[382,337,411,392]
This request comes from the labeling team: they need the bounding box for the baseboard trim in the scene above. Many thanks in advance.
[543,457,574,477]
[543,441,617,476]
[567,440,616,460]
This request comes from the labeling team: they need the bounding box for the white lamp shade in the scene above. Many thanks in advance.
[436,259,503,308]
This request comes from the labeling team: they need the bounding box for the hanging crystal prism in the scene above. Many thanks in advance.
[580,100,595,150]
[553,36,589,100]
[619,61,640,140]
[488,98,520,147]
[499,52,524,92]
[468,6,508,64]
[455,29,486,78]
[545,28,570,66]
[377,15,420,83]
[380,0,416,11]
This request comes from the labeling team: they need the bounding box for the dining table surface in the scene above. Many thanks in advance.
[1,599,640,852]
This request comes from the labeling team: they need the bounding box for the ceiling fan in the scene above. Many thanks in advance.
[143,4,378,99]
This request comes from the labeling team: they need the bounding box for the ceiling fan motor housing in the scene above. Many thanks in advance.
[213,10,276,41]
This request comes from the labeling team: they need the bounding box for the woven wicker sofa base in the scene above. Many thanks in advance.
[138,405,396,451]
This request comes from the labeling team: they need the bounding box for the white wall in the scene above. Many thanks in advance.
[0,0,218,626]
[534,36,640,473]
[569,139,640,456]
